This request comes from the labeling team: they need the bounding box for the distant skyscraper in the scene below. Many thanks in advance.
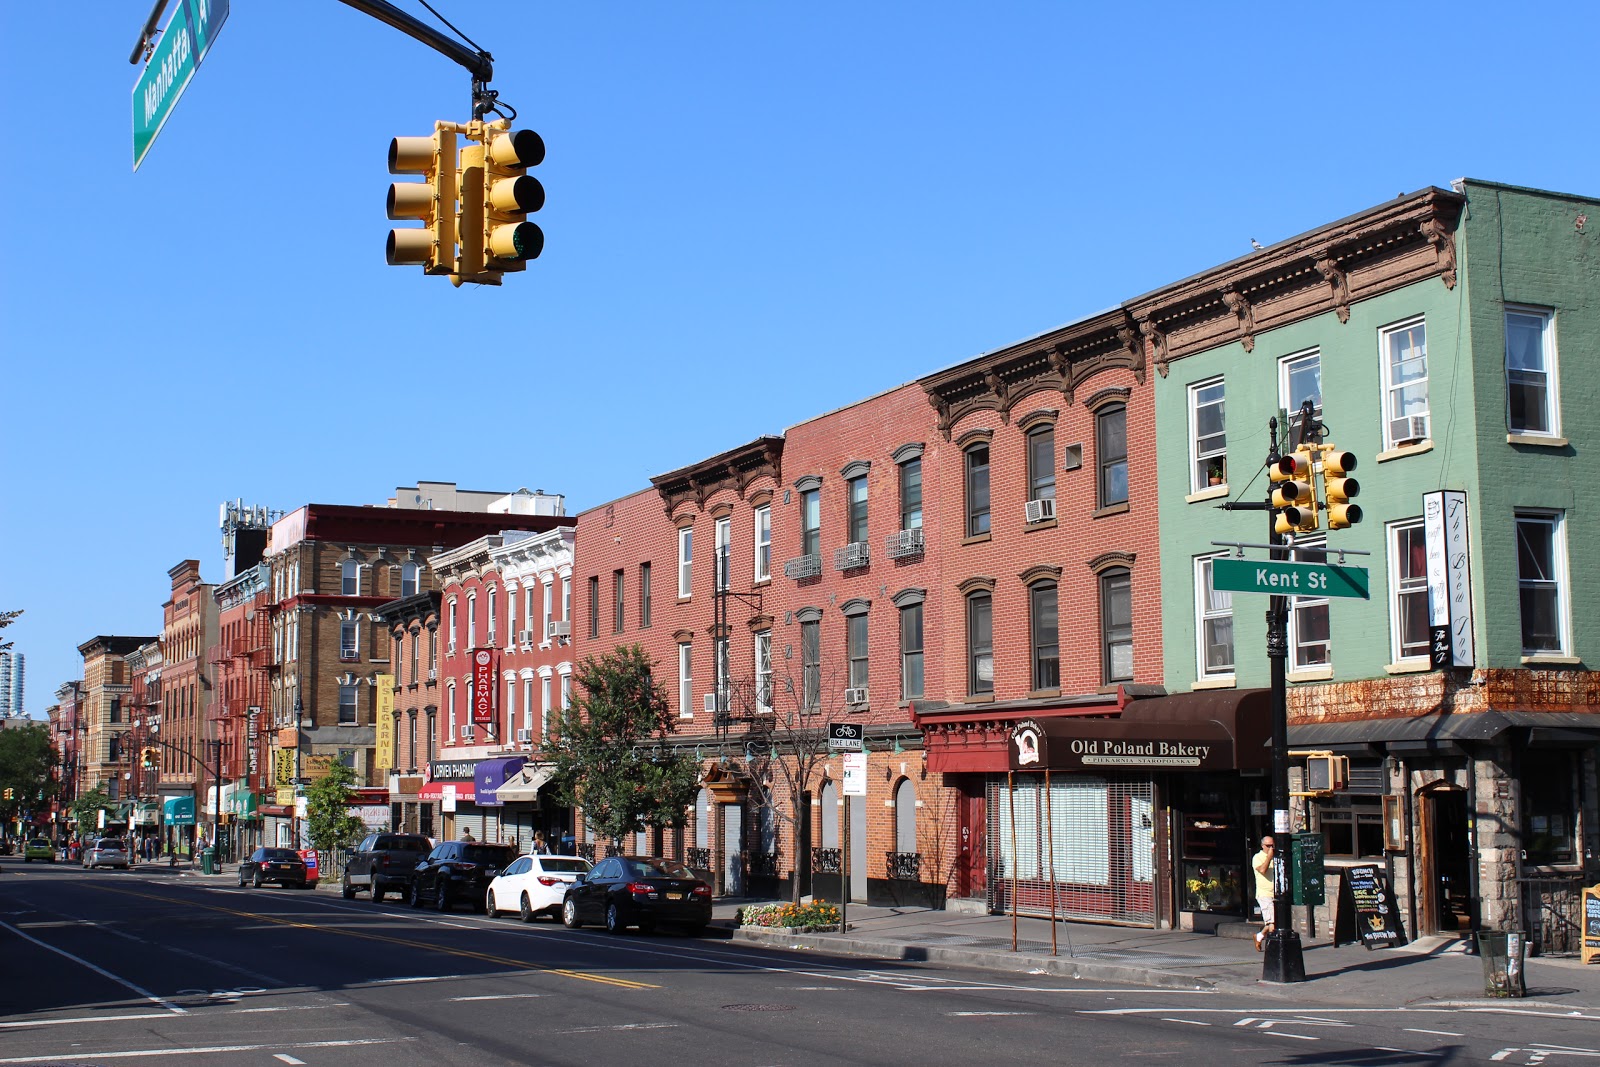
[0,651,22,718]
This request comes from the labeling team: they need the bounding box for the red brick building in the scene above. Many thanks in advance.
[211,560,273,857]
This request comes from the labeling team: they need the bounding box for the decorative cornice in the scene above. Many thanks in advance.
[1087,551,1136,574]
[650,436,784,517]
[1125,187,1465,375]
[919,308,1146,440]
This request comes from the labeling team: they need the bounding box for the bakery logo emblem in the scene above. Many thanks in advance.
[1012,721,1042,767]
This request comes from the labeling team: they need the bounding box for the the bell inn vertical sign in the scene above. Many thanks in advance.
[1423,490,1474,669]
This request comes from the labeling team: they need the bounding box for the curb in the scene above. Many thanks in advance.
[733,928,1224,992]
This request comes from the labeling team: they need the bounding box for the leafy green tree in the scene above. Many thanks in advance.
[304,762,366,853]
[0,608,20,652]
[0,722,57,827]
[70,784,118,838]
[546,645,700,842]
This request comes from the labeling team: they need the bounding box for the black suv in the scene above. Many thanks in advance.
[408,841,518,913]
[344,833,433,902]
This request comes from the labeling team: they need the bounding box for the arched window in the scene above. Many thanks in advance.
[340,559,360,596]
[894,778,917,853]
[967,592,993,695]
[400,561,420,598]
[1030,581,1059,691]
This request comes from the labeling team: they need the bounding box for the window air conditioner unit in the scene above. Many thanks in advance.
[519,629,535,646]
[339,649,360,662]
[704,693,725,714]
[886,528,924,559]
[515,728,534,743]
[427,668,437,681]
[486,629,496,645]
[458,725,473,739]
[784,554,822,579]
[844,687,868,705]
[1024,498,1056,524]
[835,542,870,570]
[446,642,457,656]
[1392,414,1429,445]
[550,620,571,638]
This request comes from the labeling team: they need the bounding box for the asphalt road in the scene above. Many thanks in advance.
[2,857,1597,1067]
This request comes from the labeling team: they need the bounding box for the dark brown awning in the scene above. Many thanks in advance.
[1010,689,1271,773]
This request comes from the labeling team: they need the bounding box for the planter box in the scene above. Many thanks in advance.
[741,924,842,934]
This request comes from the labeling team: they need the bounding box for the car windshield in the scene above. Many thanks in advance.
[27,839,49,847]
[96,840,125,849]
[464,846,516,866]
[539,858,590,874]
[379,837,429,852]
[261,849,301,862]
[629,858,693,879]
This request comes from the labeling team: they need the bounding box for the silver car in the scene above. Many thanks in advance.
[83,838,130,869]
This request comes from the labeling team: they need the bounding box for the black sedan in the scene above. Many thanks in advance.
[238,848,309,889]
[561,855,712,935]
[407,841,518,913]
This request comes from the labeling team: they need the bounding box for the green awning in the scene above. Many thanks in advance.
[163,796,195,826]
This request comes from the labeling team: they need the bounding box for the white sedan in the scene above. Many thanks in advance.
[486,854,592,921]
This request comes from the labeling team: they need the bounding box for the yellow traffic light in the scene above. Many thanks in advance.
[453,122,544,286]
[387,125,459,274]
[1323,449,1363,530]
[1271,450,1318,535]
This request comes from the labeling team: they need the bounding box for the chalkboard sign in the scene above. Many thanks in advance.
[1334,864,1407,950]
[1583,884,1600,966]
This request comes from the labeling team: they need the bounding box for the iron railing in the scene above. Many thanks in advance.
[886,851,921,881]
[686,846,711,870]
[575,842,595,861]
[811,847,841,875]
[749,851,781,878]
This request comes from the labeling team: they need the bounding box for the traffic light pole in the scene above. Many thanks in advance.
[334,0,501,119]
[1261,415,1306,983]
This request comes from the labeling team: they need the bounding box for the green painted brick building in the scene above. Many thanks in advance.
[1142,180,1598,944]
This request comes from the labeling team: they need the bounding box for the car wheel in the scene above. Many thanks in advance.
[519,893,534,923]
[605,902,627,935]
[486,890,498,917]
[562,898,582,929]
[408,882,422,908]
[371,883,384,904]
[435,883,451,912]
[341,875,356,900]
[253,871,264,888]
[238,870,247,887]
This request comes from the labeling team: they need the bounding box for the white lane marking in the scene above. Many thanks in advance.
[544,1023,678,1035]
[947,1011,1034,1017]
[1262,1032,1319,1042]
[1163,1019,1210,1026]
[273,1057,306,1065]
[0,1013,173,1029]
[1407,1028,1465,1037]
[450,993,547,1001]
[0,1038,406,1063]
[365,973,477,985]
[1531,1046,1600,1054]
[0,917,186,1015]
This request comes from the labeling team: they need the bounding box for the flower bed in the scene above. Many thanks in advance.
[737,901,842,932]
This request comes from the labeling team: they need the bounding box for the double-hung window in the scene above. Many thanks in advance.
[964,444,990,536]
[900,601,924,700]
[400,561,419,597]
[612,569,625,633]
[754,631,773,713]
[1100,568,1133,683]
[486,587,497,643]
[900,457,923,531]
[341,560,360,596]
[800,618,821,712]
[540,582,552,641]
[754,506,771,581]
[340,619,359,660]
[639,562,652,628]
[1027,425,1056,503]
[1516,511,1569,655]
[678,527,693,598]
[847,476,869,545]
[800,488,821,559]
[967,593,993,695]
[715,516,731,591]
[845,611,869,692]
[1288,540,1331,671]
[1097,405,1128,508]
[1280,349,1323,444]
[1030,581,1059,690]
[1196,555,1234,678]
[1506,306,1559,436]
[586,576,599,639]
[338,683,358,726]
[466,593,477,649]
[1189,378,1226,491]
[1380,318,1429,448]
[677,642,693,719]
[1387,519,1430,663]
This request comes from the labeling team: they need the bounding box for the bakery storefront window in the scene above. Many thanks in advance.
[1174,775,1246,914]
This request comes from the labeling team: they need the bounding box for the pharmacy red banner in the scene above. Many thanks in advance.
[471,649,497,724]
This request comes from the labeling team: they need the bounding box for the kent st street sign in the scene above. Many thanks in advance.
[132,0,231,170]
[1212,557,1370,600]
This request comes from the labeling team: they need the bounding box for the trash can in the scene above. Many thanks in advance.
[201,849,216,876]
[1476,930,1528,997]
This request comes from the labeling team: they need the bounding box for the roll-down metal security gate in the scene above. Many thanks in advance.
[988,774,1156,927]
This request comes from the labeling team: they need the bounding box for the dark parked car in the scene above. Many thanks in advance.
[408,841,517,912]
[239,847,309,889]
[561,855,712,935]
[343,832,433,902]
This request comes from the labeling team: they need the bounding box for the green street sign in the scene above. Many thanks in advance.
[132,0,231,170]
[1212,557,1370,600]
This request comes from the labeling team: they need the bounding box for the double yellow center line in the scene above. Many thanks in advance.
[97,885,657,990]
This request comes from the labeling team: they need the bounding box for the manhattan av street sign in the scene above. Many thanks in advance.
[132,0,231,170]
[1212,557,1370,600]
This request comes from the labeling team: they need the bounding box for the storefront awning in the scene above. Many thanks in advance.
[493,763,554,803]
[474,757,528,808]
[418,780,474,802]
[163,795,196,826]
[1289,709,1600,751]
[1010,689,1272,773]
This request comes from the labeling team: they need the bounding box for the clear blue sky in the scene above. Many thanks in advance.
[1,1,1594,717]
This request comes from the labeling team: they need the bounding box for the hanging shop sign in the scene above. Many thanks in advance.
[1423,489,1475,669]
[472,649,497,725]
[374,676,395,771]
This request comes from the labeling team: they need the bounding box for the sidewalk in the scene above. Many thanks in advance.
[721,900,1600,1008]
